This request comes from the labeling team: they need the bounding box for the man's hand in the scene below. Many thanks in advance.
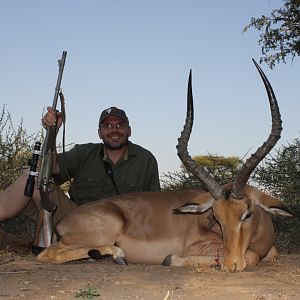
[42,106,63,130]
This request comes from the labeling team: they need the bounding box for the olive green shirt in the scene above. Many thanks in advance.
[57,142,160,205]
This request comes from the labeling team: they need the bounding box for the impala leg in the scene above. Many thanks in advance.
[162,254,220,267]
[245,246,278,268]
[37,243,87,263]
[263,246,278,264]
[88,245,127,265]
[37,243,125,264]
[244,249,260,268]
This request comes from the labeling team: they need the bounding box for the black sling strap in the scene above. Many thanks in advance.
[100,146,120,194]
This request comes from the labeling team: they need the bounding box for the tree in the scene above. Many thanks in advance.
[0,105,42,190]
[243,0,300,69]
[161,155,241,191]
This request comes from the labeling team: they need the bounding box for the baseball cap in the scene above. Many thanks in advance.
[99,106,129,127]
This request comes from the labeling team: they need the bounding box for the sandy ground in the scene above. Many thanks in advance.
[0,250,299,300]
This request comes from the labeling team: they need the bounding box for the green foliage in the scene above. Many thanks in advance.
[251,138,300,252]
[75,286,100,299]
[252,138,300,209]
[161,155,241,191]
[0,105,41,190]
[243,0,300,69]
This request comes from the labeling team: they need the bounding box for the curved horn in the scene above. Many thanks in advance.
[231,59,283,199]
[177,70,223,200]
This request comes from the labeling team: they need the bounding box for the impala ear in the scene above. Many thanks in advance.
[173,198,214,215]
[264,206,297,218]
[246,186,298,219]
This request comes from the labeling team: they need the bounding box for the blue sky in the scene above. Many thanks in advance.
[0,0,299,176]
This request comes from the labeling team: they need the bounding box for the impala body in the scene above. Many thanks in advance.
[38,60,296,272]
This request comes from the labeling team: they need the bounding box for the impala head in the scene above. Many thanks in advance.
[176,59,284,272]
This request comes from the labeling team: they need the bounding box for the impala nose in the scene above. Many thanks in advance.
[222,262,237,272]
[232,262,237,272]
[223,257,247,272]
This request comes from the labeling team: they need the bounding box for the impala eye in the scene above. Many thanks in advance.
[244,212,253,220]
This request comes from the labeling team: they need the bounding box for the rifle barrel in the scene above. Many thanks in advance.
[38,51,67,194]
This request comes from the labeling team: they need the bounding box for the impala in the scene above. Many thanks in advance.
[38,60,296,272]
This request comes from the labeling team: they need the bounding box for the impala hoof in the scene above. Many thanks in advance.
[32,246,46,256]
[162,255,172,266]
[114,257,128,265]
[88,249,103,260]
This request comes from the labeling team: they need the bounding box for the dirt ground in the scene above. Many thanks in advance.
[0,250,299,300]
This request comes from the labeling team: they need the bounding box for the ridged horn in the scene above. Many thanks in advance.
[231,59,283,199]
[177,70,223,200]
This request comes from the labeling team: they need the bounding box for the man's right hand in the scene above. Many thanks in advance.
[42,106,63,130]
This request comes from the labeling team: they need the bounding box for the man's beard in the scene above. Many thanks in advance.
[103,140,129,150]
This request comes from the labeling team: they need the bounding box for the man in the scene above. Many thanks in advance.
[0,106,160,246]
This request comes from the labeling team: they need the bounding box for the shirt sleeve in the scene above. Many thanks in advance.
[147,153,161,191]
[56,144,82,183]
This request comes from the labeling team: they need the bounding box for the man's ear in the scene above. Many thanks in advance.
[128,126,131,137]
[98,128,103,139]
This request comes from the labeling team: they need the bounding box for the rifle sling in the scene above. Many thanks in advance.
[100,146,120,195]
[59,91,71,184]
[40,190,56,212]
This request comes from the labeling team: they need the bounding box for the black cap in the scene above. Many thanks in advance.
[99,106,129,128]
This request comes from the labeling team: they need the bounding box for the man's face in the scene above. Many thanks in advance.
[98,116,131,150]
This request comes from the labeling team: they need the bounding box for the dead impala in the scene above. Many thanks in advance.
[38,59,297,272]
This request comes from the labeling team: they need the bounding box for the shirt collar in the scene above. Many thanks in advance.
[102,141,135,162]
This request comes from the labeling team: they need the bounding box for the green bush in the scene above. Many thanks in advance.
[0,105,41,190]
[251,139,300,252]
[161,155,241,191]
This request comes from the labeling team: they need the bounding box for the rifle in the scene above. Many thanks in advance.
[24,51,67,254]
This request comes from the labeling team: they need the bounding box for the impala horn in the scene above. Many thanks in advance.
[177,70,223,200]
[231,59,282,199]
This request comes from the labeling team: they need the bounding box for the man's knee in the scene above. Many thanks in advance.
[0,169,39,221]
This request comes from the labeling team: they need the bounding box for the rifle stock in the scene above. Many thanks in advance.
[24,51,67,252]
[32,205,57,251]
